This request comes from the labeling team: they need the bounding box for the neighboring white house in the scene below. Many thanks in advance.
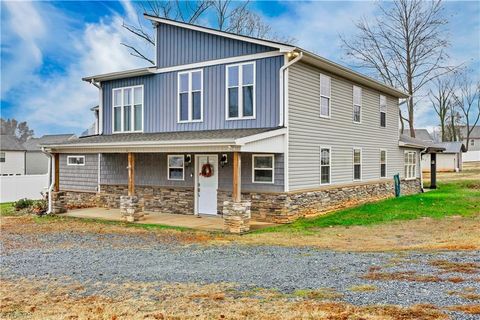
[23,134,76,175]
[460,126,480,162]
[421,142,466,172]
[0,135,26,176]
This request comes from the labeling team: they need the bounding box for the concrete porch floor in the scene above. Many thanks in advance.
[63,207,277,232]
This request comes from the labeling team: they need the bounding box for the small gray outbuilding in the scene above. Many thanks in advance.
[421,142,466,172]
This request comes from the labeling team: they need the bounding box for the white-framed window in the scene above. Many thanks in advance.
[167,155,185,180]
[113,85,143,133]
[320,147,331,184]
[67,156,85,166]
[471,139,475,146]
[353,86,362,123]
[380,95,387,127]
[380,149,387,178]
[353,148,362,180]
[226,62,255,120]
[178,69,203,123]
[404,151,417,180]
[0,152,5,163]
[252,154,274,183]
[320,74,331,118]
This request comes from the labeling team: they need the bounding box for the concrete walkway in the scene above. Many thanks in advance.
[63,207,276,232]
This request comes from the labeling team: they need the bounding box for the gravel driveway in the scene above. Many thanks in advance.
[1,230,479,319]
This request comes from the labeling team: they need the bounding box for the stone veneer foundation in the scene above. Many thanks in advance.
[58,179,421,224]
[223,200,251,234]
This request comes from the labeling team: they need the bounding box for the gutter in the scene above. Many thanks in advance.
[41,147,54,213]
[279,51,303,127]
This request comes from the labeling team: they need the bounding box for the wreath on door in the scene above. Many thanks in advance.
[200,163,214,178]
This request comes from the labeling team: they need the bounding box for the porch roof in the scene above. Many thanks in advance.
[41,128,287,153]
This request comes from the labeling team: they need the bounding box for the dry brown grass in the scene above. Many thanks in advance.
[447,287,480,301]
[447,304,480,315]
[424,162,480,183]
[361,271,466,283]
[0,278,450,320]
[430,259,480,274]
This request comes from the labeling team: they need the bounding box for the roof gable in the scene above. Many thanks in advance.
[0,135,25,151]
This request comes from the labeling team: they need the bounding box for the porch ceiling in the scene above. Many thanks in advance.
[41,128,286,154]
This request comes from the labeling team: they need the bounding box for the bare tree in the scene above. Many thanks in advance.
[429,75,457,141]
[122,0,293,66]
[0,118,34,143]
[453,71,480,150]
[341,0,454,137]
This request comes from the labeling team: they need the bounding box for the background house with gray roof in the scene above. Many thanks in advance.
[460,126,480,162]
[0,135,26,176]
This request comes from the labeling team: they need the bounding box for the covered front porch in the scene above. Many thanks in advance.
[64,207,277,231]
[44,128,287,233]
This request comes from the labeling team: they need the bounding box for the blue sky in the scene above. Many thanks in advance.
[1,1,479,136]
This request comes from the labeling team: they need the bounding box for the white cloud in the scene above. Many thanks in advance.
[1,1,149,135]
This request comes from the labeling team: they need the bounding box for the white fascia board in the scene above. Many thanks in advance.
[45,139,237,149]
[234,128,287,145]
[82,67,156,83]
[153,51,285,74]
[144,14,295,52]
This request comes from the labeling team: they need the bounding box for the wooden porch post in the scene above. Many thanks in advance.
[232,152,241,202]
[54,153,60,192]
[128,152,135,196]
[430,152,437,190]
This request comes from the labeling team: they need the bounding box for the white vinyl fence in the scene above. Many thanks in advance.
[463,150,480,162]
[0,174,49,203]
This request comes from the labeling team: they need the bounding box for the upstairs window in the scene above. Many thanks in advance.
[353,86,362,123]
[178,70,203,123]
[320,147,331,184]
[471,139,475,146]
[67,156,85,166]
[252,155,274,183]
[353,148,362,180]
[380,150,387,178]
[227,62,255,120]
[0,152,5,163]
[380,95,387,127]
[113,86,143,133]
[320,74,331,117]
[404,151,416,180]
[168,155,184,181]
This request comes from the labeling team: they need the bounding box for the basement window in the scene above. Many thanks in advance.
[168,155,184,181]
[252,154,274,183]
[67,156,85,166]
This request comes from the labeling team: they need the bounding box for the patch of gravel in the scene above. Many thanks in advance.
[1,232,479,319]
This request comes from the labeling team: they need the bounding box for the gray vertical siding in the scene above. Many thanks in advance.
[25,152,48,175]
[100,152,283,192]
[156,23,276,68]
[102,56,282,134]
[59,154,98,191]
[287,62,417,191]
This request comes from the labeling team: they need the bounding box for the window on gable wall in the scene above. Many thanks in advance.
[320,147,331,184]
[380,95,387,127]
[380,150,387,178]
[227,62,255,120]
[353,86,362,123]
[353,148,362,180]
[320,74,331,117]
[113,86,143,133]
[178,70,203,122]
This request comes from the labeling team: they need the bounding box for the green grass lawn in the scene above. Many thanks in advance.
[0,202,14,216]
[256,180,480,234]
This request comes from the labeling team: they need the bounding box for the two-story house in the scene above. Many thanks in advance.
[42,14,425,227]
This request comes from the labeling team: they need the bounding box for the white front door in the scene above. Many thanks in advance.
[196,155,218,215]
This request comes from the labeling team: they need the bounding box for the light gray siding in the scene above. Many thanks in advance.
[100,152,284,192]
[287,62,417,191]
[25,151,48,175]
[59,154,98,192]
[102,56,282,134]
[156,23,276,68]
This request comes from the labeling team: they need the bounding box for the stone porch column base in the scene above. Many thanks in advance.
[51,191,66,214]
[223,200,251,234]
[120,195,143,222]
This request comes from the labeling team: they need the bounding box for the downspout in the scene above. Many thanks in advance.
[41,147,54,213]
[278,51,303,127]
[419,147,428,192]
[279,51,303,193]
